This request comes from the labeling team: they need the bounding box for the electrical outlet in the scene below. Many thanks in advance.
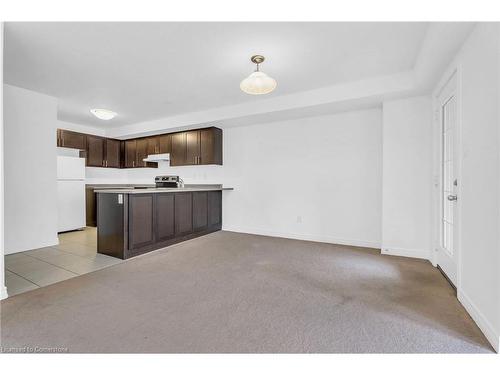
[296,216,302,223]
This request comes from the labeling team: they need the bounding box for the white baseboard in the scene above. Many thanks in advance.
[222,225,380,249]
[458,290,499,352]
[380,246,430,260]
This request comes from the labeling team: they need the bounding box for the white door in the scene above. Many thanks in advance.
[437,75,459,286]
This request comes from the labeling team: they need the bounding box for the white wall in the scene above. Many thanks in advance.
[0,23,7,298]
[222,109,382,247]
[58,120,105,137]
[381,97,433,259]
[4,84,58,254]
[437,23,500,351]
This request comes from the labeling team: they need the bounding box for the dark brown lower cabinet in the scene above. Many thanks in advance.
[192,191,208,231]
[128,194,155,252]
[156,193,175,242]
[175,192,193,235]
[97,190,223,259]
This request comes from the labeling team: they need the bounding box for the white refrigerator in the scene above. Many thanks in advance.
[57,156,86,232]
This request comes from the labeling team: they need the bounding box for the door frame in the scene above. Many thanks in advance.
[431,63,464,291]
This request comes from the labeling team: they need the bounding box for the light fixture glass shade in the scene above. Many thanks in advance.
[90,108,117,120]
[240,71,277,95]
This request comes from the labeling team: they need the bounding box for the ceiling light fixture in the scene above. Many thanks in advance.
[90,108,117,120]
[240,55,277,95]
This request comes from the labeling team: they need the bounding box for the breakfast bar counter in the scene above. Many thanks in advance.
[96,185,233,259]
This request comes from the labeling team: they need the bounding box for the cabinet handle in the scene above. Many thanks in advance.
[133,161,135,167]
[106,160,108,167]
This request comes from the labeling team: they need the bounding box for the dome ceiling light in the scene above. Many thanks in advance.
[240,55,277,95]
[90,108,117,120]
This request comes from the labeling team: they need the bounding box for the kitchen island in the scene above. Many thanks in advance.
[96,185,233,259]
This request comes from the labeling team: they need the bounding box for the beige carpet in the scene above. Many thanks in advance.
[0,231,493,353]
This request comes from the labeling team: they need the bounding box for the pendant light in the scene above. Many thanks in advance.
[240,55,277,95]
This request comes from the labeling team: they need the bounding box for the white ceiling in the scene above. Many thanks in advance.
[4,22,429,128]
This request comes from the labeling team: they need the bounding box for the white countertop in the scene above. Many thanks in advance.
[95,186,233,194]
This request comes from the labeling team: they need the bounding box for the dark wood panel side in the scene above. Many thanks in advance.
[106,139,121,168]
[97,193,125,259]
[174,192,193,235]
[128,194,155,250]
[208,191,222,226]
[212,127,223,165]
[155,193,175,242]
[86,188,96,227]
[192,191,208,231]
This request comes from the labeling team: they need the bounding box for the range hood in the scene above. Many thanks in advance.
[143,153,170,163]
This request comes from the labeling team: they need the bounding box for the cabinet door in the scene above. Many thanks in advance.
[155,194,175,242]
[59,129,86,150]
[159,134,171,154]
[86,135,105,167]
[174,192,192,235]
[147,136,160,155]
[185,130,200,165]
[170,132,186,166]
[129,194,155,250]
[192,191,208,231]
[208,191,222,226]
[200,127,223,165]
[136,138,149,167]
[105,139,121,168]
[124,140,137,168]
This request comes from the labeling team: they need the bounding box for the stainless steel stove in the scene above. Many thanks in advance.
[155,175,182,188]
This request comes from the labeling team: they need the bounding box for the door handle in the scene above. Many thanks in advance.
[447,194,458,201]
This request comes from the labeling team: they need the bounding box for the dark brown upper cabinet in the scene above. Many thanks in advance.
[87,135,121,168]
[124,140,137,168]
[136,138,149,168]
[200,127,222,165]
[56,126,221,169]
[58,129,86,150]
[86,135,105,167]
[105,139,121,168]
[170,127,222,166]
[170,132,186,166]
[159,134,171,154]
[185,130,200,166]
[147,136,160,155]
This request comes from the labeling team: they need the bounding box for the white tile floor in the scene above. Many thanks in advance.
[4,227,122,297]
